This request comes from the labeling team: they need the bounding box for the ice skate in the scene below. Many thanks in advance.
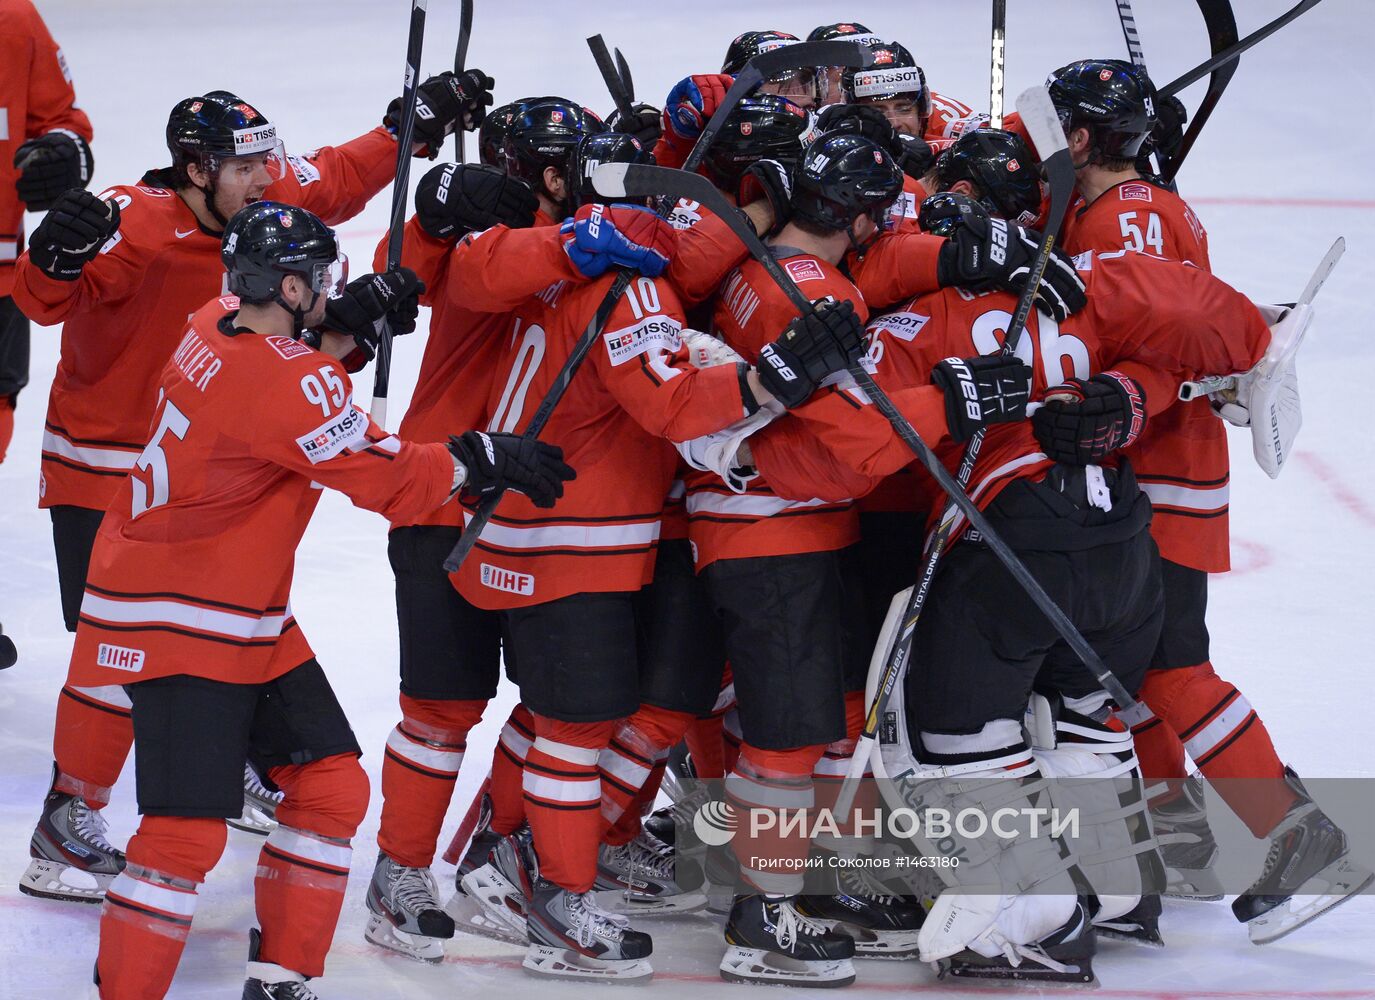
[1232,768,1375,944]
[454,792,501,882]
[20,770,125,904]
[797,863,924,959]
[594,830,707,915]
[524,876,654,982]
[939,897,1097,986]
[243,927,320,999]
[454,826,536,945]
[704,842,741,914]
[720,893,857,987]
[1151,774,1225,900]
[363,851,455,963]
[228,763,283,836]
[1094,893,1163,947]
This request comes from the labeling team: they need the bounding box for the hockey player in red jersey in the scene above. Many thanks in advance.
[13,75,492,903]
[82,201,571,1000]
[0,0,93,464]
[1048,59,1373,939]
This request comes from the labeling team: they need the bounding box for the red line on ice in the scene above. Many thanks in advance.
[1299,453,1375,527]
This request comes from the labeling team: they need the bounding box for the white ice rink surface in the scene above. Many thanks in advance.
[2,0,1374,996]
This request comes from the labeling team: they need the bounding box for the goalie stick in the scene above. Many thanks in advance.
[588,34,636,123]
[1161,0,1325,100]
[1178,236,1344,401]
[440,39,876,572]
[453,0,473,162]
[369,0,429,427]
[594,87,1143,822]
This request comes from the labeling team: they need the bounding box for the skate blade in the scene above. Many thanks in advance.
[1164,865,1225,902]
[1094,922,1164,948]
[452,870,528,945]
[812,920,921,960]
[18,858,114,904]
[227,805,276,836]
[1247,859,1375,945]
[593,888,707,917]
[940,954,1097,987]
[522,943,654,983]
[720,947,857,988]
[364,913,446,964]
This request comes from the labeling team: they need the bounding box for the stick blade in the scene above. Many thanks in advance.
[590,162,631,199]
[1015,85,1068,159]
[615,47,634,100]
[1298,236,1345,306]
[594,162,714,205]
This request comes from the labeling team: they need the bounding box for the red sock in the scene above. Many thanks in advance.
[378,694,485,867]
[255,754,368,978]
[728,743,826,895]
[491,704,533,836]
[600,704,693,844]
[54,683,133,808]
[1128,690,1190,804]
[722,709,743,776]
[525,717,615,892]
[1139,663,1297,837]
[685,715,726,780]
[96,816,226,999]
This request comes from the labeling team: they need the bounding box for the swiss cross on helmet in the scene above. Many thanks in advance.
[935,127,1045,227]
[791,131,904,235]
[480,97,557,169]
[704,94,816,190]
[1047,59,1157,164]
[222,201,344,334]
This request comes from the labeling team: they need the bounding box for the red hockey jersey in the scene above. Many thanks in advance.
[68,298,454,690]
[13,126,398,513]
[0,0,91,296]
[1060,179,1226,571]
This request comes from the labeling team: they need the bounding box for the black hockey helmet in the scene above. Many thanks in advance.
[504,99,606,184]
[806,21,880,43]
[704,94,815,189]
[934,128,1044,227]
[791,132,903,234]
[721,29,799,75]
[1047,59,1156,164]
[566,132,654,211]
[222,201,344,332]
[841,42,930,117]
[166,91,285,183]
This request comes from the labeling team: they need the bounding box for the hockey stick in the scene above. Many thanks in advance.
[1115,0,1148,67]
[440,772,491,865]
[453,0,473,163]
[1179,236,1344,400]
[989,0,1007,128]
[1160,0,1323,99]
[1160,0,1238,183]
[615,47,635,102]
[596,90,1142,824]
[588,34,636,123]
[439,40,876,573]
[369,0,429,427]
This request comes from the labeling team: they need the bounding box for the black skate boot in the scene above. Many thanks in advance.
[941,897,1097,986]
[364,851,455,963]
[796,861,924,960]
[1150,774,1224,900]
[243,927,320,999]
[594,829,707,915]
[454,825,536,945]
[1093,892,1163,947]
[454,792,500,884]
[524,876,654,982]
[1231,767,1374,944]
[720,893,857,987]
[21,765,125,903]
[228,763,283,837]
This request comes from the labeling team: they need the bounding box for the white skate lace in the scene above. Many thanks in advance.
[841,865,900,905]
[999,940,1071,975]
[391,863,443,915]
[625,834,674,878]
[70,799,117,853]
[772,899,831,949]
[570,890,630,948]
[244,764,285,804]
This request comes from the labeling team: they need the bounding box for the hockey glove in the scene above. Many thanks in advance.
[386,70,496,159]
[608,103,663,149]
[1144,94,1188,168]
[561,203,677,279]
[931,354,1032,443]
[1031,371,1146,465]
[27,189,119,281]
[322,268,425,371]
[936,212,1087,321]
[416,162,538,240]
[895,132,937,180]
[13,131,94,212]
[659,73,734,166]
[448,431,576,509]
[738,158,792,236]
[756,299,866,409]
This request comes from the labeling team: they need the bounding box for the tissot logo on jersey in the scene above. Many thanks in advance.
[603,316,683,366]
[295,404,369,464]
[870,311,930,342]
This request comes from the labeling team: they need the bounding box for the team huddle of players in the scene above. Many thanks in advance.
[6,10,1370,999]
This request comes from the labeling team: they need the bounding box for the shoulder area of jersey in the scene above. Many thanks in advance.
[189,295,338,369]
[94,180,205,245]
[1113,180,1157,204]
